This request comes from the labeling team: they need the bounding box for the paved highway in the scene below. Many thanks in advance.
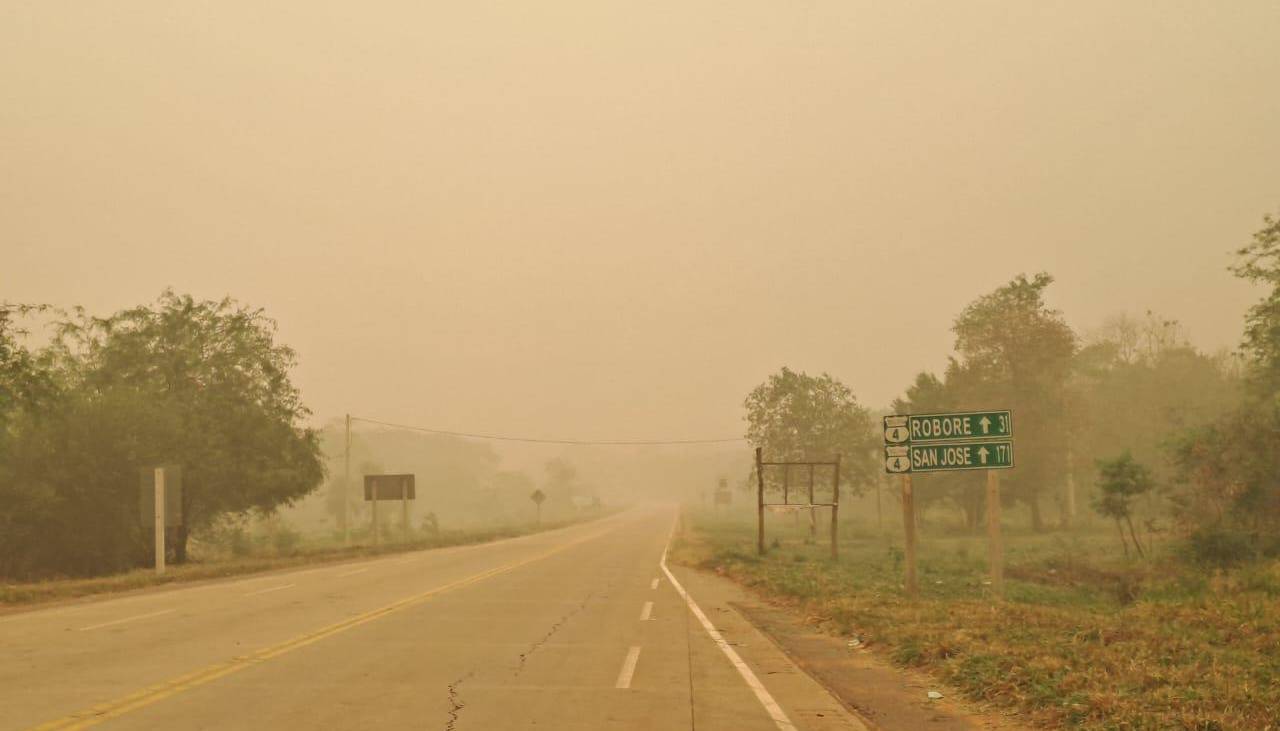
[1,508,866,730]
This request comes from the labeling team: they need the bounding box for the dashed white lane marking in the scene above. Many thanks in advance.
[640,601,653,621]
[660,516,798,731]
[650,578,659,590]
[336,568,369,578]
[78,609,175,632]
[615,646,642,689]
[242,583,295,598]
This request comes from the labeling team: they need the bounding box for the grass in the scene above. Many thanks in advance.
[673,507,1280,730]
[0,511,612,608]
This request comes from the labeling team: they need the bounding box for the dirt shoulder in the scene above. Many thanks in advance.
[679,558,1030,731]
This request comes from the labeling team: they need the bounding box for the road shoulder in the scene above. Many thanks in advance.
[675,565,1032,731]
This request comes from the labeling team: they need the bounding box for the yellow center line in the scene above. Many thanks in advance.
[29,526,612,731]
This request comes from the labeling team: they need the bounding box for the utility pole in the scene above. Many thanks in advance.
[344,414,351,545]
[154,467,166,576]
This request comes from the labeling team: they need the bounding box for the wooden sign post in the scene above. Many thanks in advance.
[987,469,1004,598]
[901,473,917,597]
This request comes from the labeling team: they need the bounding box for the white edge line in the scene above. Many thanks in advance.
[640,601,653,621]
[615,645,642,689]
[77,608,175,632]
[659,513,798,731]
[242,583,296,598]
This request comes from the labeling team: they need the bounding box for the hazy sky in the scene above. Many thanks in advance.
[4,2,1279,443]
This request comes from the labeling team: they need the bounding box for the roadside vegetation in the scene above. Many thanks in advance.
[1,508,611,608]
[703,209,1280,729]
[675,508,1280,730]
[0,292,609,585]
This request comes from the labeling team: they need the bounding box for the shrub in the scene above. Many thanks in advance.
[1185,527,1255,567]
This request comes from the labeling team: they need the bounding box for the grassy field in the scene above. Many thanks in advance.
[0,511,611,608]
[673,506,1280,730]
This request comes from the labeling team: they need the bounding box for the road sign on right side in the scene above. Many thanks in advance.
[884,410,1012,444]
[886,440,1014,474]
[884,409,1013,473]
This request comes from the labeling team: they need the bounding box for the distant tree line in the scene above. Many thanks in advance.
[0,291,324,579]
[746,208,1280,562]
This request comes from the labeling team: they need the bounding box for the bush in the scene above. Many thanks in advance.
[1185,527,1256,567]
[272,523,301,556]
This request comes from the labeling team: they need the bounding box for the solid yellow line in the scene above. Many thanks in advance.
[29,528,607,731]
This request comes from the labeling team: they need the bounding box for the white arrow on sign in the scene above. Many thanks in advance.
[979,416,991,434]
[978,446,989,465]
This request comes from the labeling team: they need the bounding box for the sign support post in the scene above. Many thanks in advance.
[154,467,166,575]
[755,447,765,555]
[901,473,916,597]
[987,469,1004,598]
[372,487,380,547]
[830,455,840,560]
[807,464,816,541]
[402,486,410,537]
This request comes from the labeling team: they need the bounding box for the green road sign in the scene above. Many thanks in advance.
[885,440,1014,473]
[883,410,1012,444]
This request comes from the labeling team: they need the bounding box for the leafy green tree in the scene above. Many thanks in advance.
[1092,452,1154,558]
[950,273,1076,531]
[1231,209,1280,389]
[47,291,324,564]
[1172,209,1280,536]
[744,367,875,494]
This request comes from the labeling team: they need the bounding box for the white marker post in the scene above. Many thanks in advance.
[154,467,166,575]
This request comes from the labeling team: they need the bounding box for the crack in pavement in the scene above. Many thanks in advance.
[444,671,473,731]
[513,589,599,676]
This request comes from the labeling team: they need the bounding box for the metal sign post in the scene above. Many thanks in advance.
[364,474,416,547]
[530,489,546,523]
[755,448,841,559]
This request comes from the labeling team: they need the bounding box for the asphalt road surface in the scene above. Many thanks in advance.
[1,508,867,730]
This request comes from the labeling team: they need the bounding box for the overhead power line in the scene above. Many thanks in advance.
[347,416,746,446]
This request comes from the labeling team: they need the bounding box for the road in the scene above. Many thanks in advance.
[1,508,866,730]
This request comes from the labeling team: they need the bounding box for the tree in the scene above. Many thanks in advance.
[1230,209,1280,389]
[48,291,324,563]
[951,273,1077,531]
[1092,453,1154,558]
[743,367,875,494]
[893,370,986,530]
[1171,208,1280,537]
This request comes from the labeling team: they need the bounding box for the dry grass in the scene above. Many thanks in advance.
[674,508,1280,730]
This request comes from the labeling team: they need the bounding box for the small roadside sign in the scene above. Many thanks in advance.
[886,440,1014,473]
[364,474,415,501]
[883,411,1012,444]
